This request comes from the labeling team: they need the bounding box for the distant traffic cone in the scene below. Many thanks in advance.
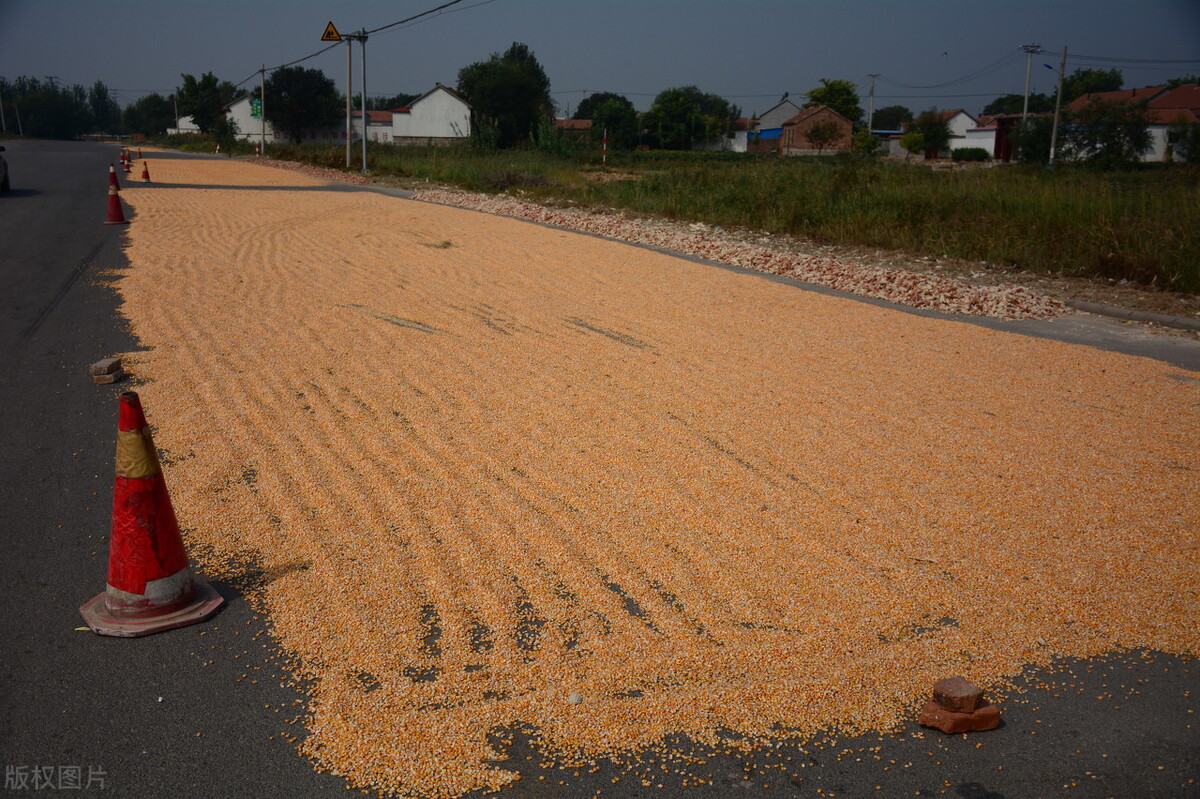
[104,183,129,225]
[122,156,132,173]
[140,161,151,183]
[80,392,223,637]
[108,163,121,192]
[137,148,143,159]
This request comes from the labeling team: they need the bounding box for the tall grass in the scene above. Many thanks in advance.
[258,142,1200,293]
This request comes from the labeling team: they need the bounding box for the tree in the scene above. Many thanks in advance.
[457,42,554,147]
[88,80,121,134]
[852,129,879,155]
[589,95,638,150]
[804,78,862,126]
[804,120,841,154]
[641,86,737,150]
[2,76,92,139]
[871,104,912,130]
[1167,115,1200,163]
[912,109,952,157]
[264,66,342,144]
[1013,116,1054,164]
[573,92,626,121]
[177,72,236,133]
[370,92,419,110]
[899,131,924,160]
[1166,74,1200,89]
[1063,68,1123,103]
[122,93,176,137]
[1068,98,1151,167]
[982,92,1053,116]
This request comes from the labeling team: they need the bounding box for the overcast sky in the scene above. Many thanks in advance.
[2,0,1198,118]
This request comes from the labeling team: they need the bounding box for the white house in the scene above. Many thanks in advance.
[941,109,979,153]
[389,84,471,144]
[224,95,277,142]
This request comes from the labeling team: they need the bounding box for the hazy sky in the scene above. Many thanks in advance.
[2,0,1198,118]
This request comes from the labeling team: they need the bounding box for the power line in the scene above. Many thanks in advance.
[878,48,1024,90]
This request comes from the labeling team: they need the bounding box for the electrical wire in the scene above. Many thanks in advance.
[878,48,1024,90]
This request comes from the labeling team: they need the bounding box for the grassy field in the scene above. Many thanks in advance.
[193,137,1200,294]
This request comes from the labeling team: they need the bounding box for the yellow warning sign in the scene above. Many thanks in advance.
[321,21,342,41]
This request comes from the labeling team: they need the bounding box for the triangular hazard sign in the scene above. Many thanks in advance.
[321,21,342,41]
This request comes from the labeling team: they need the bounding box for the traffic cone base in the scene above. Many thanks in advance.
[79,391,223,636]
[80,579,222,637]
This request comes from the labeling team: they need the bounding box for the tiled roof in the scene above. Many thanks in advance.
[1068,86,1167,112]
[553,119,592,131]
[1148,84,1200,112]
[781,105,853,127]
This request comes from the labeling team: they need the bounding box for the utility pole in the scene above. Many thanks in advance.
[345,37,353,168]
[359,29,368,173]
[1020,44,1041,123]
[260,64,266,154]
[866,73,880,130]
[1049,45,1068,167]
[341,29,369,172]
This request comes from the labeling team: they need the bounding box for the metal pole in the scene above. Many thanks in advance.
[1049,45,1068,167]
[866,73,879,130]
[0,86,6,132]
[260,64,266,154]
[346,38,353,168]
[360,30,368,173]
[1021,44,1040,122]
[14,102,23,136]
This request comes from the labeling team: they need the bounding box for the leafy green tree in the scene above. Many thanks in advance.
[1068,98,1151,167]
[871,104,912,130]
[457,42,554,147]
[852,129,879,155]
[1167,114,1200,163]
[264,66,342,144]
[804,120,842,154]
[641,86,736,150]
[899,131,924,160]
[573,92,626,121]
[177,72,236,133]
[1063,68,1123,103]
[88,80,121,133]
[370,92,419,110]
[1013,116,1054,164]
[804,78,862,126]
[982,92,1053,116]
[912,109,952,156]
[1166,74,1200,89]
[589,95,638,150]
[122,93,176,137]
[3,76,92,139]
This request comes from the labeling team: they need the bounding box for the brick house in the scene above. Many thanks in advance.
[778,106,854,156]
[1069,84,1200,161]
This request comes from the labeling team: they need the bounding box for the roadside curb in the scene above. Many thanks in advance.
[1063,299,1200,333]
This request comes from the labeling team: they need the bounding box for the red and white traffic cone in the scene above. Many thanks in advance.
[80,392,223,637]
[140,161,151,183]
[122,154,132,173]
[104,185,129,225]
[108,163,121,193]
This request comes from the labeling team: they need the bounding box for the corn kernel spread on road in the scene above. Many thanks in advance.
[116,157,1199,798]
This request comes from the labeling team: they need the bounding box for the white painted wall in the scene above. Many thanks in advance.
[225,96,276,141]
[393,87,470,139]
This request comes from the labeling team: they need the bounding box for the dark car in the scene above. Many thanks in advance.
[0,146,9,193]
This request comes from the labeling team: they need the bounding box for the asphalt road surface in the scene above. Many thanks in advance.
[1,140,1196,799]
